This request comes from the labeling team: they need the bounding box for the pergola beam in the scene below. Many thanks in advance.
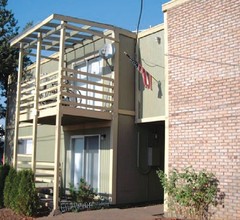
[52,14,115,31]
[28,53,59,61]
[64,23,116,42]
[10,14,55,47]
[23,24,62,50]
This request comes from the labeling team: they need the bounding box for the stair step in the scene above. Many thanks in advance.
[35,177,53,183]
[38,192,53,199]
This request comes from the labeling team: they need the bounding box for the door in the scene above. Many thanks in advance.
[74,62,87,105]
[71,135,100,190]
[87,57,103,107]
[74,57,103,109]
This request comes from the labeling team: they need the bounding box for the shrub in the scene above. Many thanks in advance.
[157,167,223,220]
[4,168,38,216]
[69,178,97,203]
[0,164,10,208]
[15,169,38,216]
[4,167,17,209]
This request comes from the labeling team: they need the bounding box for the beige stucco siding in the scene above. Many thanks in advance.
[137,27,165,120]
[19,124,62,162]
[118,34,136,111]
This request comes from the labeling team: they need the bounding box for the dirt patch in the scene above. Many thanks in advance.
[0,208,35,220]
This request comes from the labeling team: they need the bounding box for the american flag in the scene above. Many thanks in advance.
[124,52,152,90]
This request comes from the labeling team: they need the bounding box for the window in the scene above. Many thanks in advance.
[18,139,32,154]
[71,135,100,190]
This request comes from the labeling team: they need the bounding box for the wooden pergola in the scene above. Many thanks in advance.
[10,14,122,212]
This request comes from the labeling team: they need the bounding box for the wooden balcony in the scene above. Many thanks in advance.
[9,14,131,211]
[9,14,122,126]
[19,67,114,125]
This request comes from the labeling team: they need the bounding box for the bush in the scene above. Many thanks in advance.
[16,169,38,216]
[69,178,97,203]
[4,168,38,216]
[157,167,223,220]
[4,167,17,209]
[0,164,10,208]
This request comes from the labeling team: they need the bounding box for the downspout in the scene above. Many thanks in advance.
[163,8,170,213]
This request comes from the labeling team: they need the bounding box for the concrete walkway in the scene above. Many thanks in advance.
[38,204,164,220]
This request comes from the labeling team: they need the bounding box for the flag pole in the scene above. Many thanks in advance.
[124,51,159,84]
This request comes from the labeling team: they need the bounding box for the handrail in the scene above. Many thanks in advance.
[63,67,114,82]
[39,86,58,95]
[21,78,35,87]
[61,100,112,111]
[40,78,58,87]
[61,91,113,104]
[19,67,115,120]
[63,83,113,96]
[21,94,34,101]
[63,75,114,89]
[40,70,58,81]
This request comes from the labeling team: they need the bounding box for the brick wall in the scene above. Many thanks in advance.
[165,0,240,219]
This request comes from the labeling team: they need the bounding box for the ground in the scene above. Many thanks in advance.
[0,204,164,220]
[0,208,35,220]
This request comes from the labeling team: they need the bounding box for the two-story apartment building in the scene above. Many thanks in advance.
[5,14,165,212]
[5,0,239,219]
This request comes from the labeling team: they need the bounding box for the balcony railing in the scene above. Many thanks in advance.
[19,68,114,121]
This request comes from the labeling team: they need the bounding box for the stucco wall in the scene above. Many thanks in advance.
[116,115,164,204]
[18,124,59,162]
[164,0,240,219]
[118,34,136,111]
[137,27,165,120]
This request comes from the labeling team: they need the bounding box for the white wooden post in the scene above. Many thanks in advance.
[13,43,24,169]
[52,21,65,213]
[32,33,42,172]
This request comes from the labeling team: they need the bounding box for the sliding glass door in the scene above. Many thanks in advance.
[71,135,100,190]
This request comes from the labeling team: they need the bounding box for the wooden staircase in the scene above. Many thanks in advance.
[17,155,61,214]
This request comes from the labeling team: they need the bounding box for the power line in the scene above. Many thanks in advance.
[136,0,144,39]
[135,0,144,60]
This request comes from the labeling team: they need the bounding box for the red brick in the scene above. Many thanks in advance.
[166,0,240,219]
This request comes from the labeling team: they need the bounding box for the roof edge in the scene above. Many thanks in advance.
[162,0,191,12]
[10,14,55,47]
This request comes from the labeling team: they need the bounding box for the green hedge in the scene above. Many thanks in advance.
[4,168,38,216]
[0,164,10,208]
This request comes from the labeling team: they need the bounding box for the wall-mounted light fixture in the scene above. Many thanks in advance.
[156,37,161,45]
[101,134,106,141]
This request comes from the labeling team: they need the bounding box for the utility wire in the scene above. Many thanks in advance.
[136,0,144,40]
[135,0,144,59]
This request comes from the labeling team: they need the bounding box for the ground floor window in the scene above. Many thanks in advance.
[71,135,100,191]
[18,138,32,154]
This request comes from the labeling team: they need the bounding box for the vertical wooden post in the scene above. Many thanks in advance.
[109,31,119,204]
[52,21,65,213]
[32,33,42,172]
[13,43,24,169]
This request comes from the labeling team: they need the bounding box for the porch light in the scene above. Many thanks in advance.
[100,134,106,141]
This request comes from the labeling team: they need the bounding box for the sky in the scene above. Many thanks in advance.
[7,0,169,32]
[1,0,169,126]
